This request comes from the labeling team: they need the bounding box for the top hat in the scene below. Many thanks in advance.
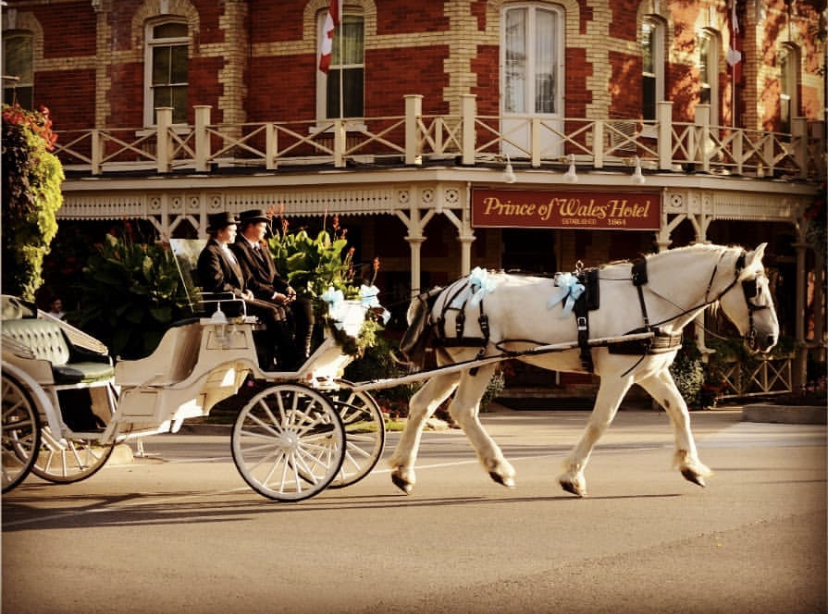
[207,211,239,232]
[238,209,271,225]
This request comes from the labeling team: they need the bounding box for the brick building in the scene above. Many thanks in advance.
[2,0,825,391]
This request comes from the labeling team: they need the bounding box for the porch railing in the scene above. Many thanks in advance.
[716,355,795,400]
[52,95,826,181]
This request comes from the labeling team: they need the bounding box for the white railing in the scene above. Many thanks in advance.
[52,95,825,181]
[717,355,795,399]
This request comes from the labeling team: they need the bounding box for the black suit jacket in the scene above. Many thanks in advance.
[197,238,246,296]
[231,238,290,300]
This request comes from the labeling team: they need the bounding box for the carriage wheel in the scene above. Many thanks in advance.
[30,426,114,484]
[231,383,345,502]
[2,373,41,493]
[328,380,386,488]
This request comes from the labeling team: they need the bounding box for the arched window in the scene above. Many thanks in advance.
[317,8,364,119]
[779,44,800,134]
[641,17,664,122]
[502,4,562,116]
[144,20,189,125]
[500,3,564,158]
[698,29,720,125]
[3,31,34,108]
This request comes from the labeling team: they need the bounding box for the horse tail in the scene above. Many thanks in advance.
[399,286,444,369]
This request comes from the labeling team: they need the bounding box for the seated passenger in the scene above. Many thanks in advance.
[197,211,300,370]
[231,208,315,360]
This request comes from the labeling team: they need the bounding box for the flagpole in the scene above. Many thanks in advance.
[337,0,344,121]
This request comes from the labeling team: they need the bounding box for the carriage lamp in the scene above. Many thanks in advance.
[631,156,646,184]
[503,154,517,184]
[564,154,578,183]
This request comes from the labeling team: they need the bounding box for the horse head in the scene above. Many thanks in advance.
[718,243,779,353]
[399,286,443,368]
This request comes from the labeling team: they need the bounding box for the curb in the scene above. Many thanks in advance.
[742,403,827,425]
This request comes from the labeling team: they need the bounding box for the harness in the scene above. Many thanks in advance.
[407,248,767,377]
[607,250,769,374]
[570,266,600,372]
[433,278,492,374]
[572,249,767,373]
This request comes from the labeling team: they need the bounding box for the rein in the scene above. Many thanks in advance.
[613,248,766,377]
[626,249,764,335]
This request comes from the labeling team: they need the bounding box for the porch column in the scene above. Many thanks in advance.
[657,101,673,171]
[194,105,212,172]
[793,240,809,388]
[461,94,476,166]
[458,233,475,276]
[694,104,711,173]
[405,94,423,166]
[406,235,425,297]
[156,107,173,173]
[813,255,825,362]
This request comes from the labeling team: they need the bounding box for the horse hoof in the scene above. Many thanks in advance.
[391,472,413,495]
[681,468,706,488]
[489,471,515,488]
[559,479,586,497]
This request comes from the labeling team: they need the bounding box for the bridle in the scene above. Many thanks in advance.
[637,249,770,349]
[702,251,771,350]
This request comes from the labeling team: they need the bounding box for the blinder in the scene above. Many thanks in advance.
[716,250,769,350]
[737,261,770,350]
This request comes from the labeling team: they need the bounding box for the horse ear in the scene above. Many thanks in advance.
[743,243,767,273]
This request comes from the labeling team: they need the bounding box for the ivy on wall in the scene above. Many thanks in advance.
[1,104,64,302]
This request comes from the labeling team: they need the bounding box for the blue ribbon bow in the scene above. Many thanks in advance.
[547,272,585,317]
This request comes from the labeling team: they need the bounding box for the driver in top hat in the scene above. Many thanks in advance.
[197,211,300,370]
[231,208,315,361]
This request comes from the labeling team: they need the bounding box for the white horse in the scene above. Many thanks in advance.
[391,243,779,496]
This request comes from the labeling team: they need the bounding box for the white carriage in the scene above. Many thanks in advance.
[1,289,385,502]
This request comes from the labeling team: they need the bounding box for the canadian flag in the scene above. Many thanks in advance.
[318,0,341,74]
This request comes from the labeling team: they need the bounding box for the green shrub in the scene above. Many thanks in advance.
[74,226,195,359]
[1,104,63,301]
[669,341,705,408]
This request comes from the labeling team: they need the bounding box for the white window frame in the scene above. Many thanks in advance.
[698,29,720,126]
[315,10,365,124]
[641,17,665,124]
[500,3,564,118]
[779,44,799,134]
[143,19,189,127]
[499,3,565,159]
[3,31,34,109]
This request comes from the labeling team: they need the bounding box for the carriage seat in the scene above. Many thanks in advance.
[2,318,114,385]
[113,319,203,387]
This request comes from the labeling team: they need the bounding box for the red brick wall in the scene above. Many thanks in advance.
[249,4,304,44]
[472,45,499,116]
[609,50,641,118]
[376,4,450,34]
[248,55,317,122]
[36,69,94,130]
[2,0,823,133]
[39,5,95,57]
[367,47,450,116]
[565,48,592,117]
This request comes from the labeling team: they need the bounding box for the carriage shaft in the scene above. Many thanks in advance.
[350,332,655,392]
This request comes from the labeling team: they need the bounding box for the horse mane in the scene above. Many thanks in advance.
[647,242,747,261]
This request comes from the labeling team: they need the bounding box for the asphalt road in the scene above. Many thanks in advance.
[3,408,826,614]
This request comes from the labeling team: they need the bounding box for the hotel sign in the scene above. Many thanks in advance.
[471,188,661,231]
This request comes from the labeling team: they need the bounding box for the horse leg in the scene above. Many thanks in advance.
[558,376,633,497]
[447,364,516,488]
[637,369,712,488]
[388,373,459,494]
